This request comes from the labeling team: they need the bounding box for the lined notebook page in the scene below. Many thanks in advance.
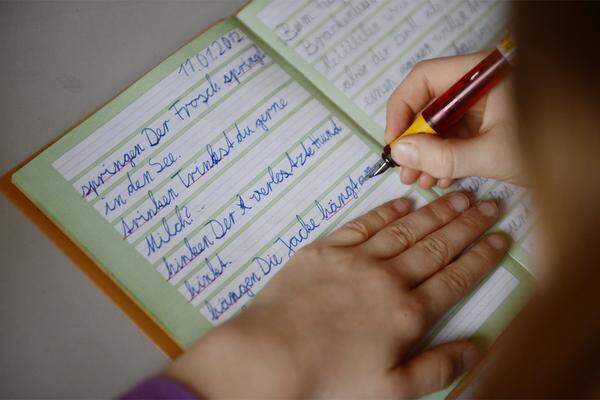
[59,31,422,324]
[15,20,430,339]
[239,0,509,138]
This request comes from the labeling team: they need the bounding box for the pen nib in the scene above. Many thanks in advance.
[365,157,392,180]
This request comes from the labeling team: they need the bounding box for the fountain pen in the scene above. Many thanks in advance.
[366,35,515,180]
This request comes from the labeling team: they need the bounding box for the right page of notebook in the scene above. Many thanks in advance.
[238,0,536,284]
[237,0,535,262]
[239,2,536,397]
[238,0,510,143]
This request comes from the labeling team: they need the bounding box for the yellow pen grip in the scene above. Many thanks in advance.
[390,113,438,146]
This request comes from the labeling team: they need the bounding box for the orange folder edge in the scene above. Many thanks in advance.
[2,163,183,360]
[2,158,184,360]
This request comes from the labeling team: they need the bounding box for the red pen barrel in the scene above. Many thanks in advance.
[422,48,511,133]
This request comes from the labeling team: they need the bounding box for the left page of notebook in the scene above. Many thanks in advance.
[13,19,425,347]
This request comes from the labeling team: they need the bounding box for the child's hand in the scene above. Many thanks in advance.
[167,193,510,398]
[385,53,522,189]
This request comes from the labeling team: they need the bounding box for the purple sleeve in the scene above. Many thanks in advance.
[120,375,198,400]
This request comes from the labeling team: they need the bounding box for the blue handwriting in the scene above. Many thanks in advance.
[103,193,127,216]
[169,74,221,121]
[203,271,261,321]
[126,169,154,196]
[80,143,145,197]
[173,131,235,189]
[205,210,236,240]
[315,176,360,221]
[183,254,232,301]
[148,151,180,175]
[162,234,215,280]
[120,188,179,238]
[223,45,266,85]
[253,253,284,276]
[308,118,343,148]
[141,119,171,147]
[143,205,193,255]
[274,215,320,258]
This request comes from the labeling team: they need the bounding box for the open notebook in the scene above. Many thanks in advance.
[12,0,535,397]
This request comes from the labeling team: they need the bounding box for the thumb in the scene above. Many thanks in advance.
[390,134,494,180]
[400,341,480,398]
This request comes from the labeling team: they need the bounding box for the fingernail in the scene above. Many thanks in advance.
[462,346,480,369]
[391,142,418,166]
[448,193,469,212]
[477,200,498,217]
[393,198,408,212]
[487,234,506,250]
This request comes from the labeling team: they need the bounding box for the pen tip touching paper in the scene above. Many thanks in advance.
[365,157,392,180]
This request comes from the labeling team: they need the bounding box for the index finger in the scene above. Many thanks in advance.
[384,52,488,144]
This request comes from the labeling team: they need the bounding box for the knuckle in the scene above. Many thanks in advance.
[387,220,417,248]
[469,242,496,266]
[368,207,389,228]
[460,212,486,234]
[342,219,371,241]
[435,353,457,390]
[439,266,474,298]
[412,60,431,76]
[386,93,397,111]
[428,202,449,225]
[417,235,451,265]
[388,83,409,109]
[437,142,456,178]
